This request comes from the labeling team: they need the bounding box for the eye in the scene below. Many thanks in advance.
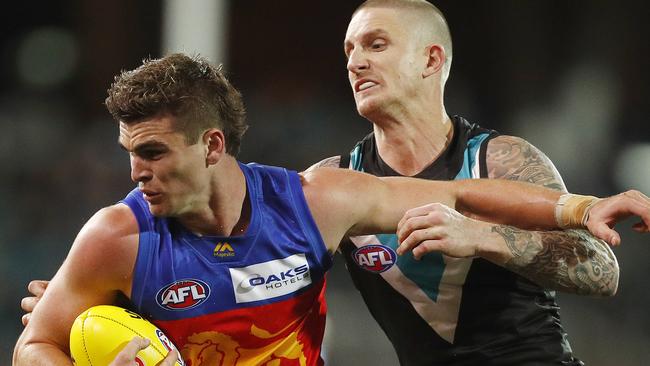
[370,39,387,51]
[140,149,166,161]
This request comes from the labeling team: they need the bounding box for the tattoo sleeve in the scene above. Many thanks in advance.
[491,226,618,295]
[486,135,619,295]
[304,155,342,172]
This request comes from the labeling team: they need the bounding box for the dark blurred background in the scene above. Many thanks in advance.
[1,1,649,364]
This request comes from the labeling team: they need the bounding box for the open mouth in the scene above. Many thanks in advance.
[355,80,378,93]
[141,191,162,203]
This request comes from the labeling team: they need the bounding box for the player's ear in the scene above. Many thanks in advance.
[203,129,226,166]
[423,44,446,78]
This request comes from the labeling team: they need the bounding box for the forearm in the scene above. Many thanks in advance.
[14,340,74,366]
[479,225,619,295]
[454,179,561,230]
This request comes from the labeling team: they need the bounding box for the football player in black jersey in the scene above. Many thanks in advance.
[305,0,647,365]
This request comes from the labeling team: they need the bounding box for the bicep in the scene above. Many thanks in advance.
[346,175,456,235]
[486,135,567,191]
[21,257,117,353]
[302,169,455,247]
[18,206,137,352]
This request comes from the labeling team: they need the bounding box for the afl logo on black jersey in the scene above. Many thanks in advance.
[352,244,396,273]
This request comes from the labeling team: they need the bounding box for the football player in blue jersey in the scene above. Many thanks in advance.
[15,53,649,366]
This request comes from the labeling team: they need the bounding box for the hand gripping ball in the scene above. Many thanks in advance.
[69,305,185,366]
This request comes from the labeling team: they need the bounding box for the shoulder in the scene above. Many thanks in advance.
[485,135,566,190]
[299,168,380,251]
[300,168,379,217]
[300,167,372,193]
[300,167,357,203]
[68,203,139,290]
[77,203,138,251]
[299,167,389,222]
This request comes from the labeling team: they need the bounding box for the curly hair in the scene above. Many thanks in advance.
[105,53,248,156]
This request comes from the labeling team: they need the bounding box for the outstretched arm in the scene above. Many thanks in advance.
[395,136,645,295]
[303,168,561,250]
[302,167,566,252]
[303,165,649,260]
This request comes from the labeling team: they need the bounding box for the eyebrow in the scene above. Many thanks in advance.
[118,139,167,154]
[344,28,390,54]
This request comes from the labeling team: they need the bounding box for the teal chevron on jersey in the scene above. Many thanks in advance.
[372,134,489,304]
[376,233,446,302]
[350,144,364,171]
[456,133,490,180]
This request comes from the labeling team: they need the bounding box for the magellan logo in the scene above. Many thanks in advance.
[213,242,235,257]
[230,254,312,303]
[352,244,396,273]
[156,279,210,310]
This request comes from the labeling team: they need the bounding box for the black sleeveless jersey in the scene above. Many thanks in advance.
[339,116,583,366]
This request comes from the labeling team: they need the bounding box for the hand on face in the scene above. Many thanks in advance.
[396,203,484,260]
[585,190,650,246]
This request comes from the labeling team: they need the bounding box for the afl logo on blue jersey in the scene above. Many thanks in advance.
[155,329,186,366]
[352,244,396,273]
[156,279,210,311]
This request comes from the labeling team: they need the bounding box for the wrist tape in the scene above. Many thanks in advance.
[555,193,600,228]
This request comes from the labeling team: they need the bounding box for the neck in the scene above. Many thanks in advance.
[178,156,250,236]
[372,106,453,176]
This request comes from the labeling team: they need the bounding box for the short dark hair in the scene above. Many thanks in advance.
[105,53,248,156]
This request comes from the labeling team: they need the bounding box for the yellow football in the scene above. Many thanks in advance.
[69,305,184,366]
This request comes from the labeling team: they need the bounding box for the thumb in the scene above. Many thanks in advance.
[589,222,621,246]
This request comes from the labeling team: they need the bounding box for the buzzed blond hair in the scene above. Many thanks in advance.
[353,0,453,83]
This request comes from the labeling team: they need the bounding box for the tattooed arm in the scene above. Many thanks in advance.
[304,156,343,172]
[309,149,620,295]
[484,135,619,296]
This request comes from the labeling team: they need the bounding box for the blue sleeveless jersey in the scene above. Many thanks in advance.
[122,162,332,365]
